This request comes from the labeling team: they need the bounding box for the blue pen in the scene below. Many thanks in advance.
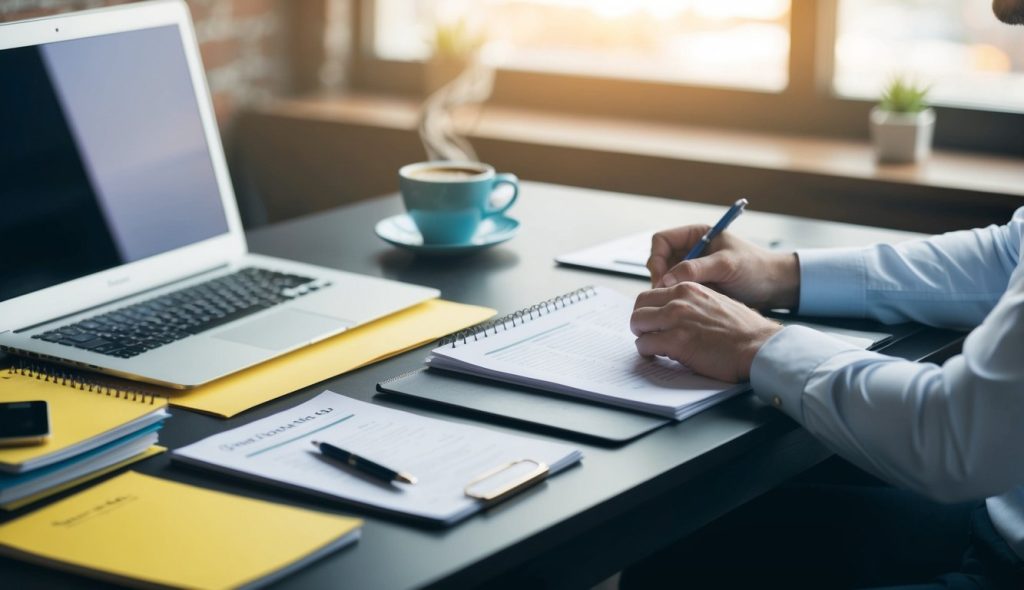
[684,198,749,260]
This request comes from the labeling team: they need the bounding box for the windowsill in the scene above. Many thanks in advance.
[257,93,1024,199]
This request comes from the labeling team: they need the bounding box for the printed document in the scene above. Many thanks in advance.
[173,392,582,525]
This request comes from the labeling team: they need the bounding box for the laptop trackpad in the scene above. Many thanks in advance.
[213,309,347,351]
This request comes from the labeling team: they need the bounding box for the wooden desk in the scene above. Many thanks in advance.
[0,183,964,589]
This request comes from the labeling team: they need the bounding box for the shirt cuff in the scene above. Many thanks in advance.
[750,325,862,423]
[797,248,868,317]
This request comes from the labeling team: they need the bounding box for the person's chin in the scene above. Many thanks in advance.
[993,0,1024,24]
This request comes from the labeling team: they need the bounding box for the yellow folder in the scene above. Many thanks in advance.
[167,299,495,417]
[0,471,363,590]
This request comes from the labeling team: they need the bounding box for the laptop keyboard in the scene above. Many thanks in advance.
[32,268,326,359]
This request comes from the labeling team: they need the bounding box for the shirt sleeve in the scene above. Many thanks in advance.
[797,210,1022,329]
[751,208,1024,503]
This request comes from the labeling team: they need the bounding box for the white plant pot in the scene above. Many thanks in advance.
[870,107,936,164]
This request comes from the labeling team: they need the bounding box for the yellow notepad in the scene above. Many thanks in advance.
[0,369,168,472]
[0,471,362,590]
[167,298,495,417]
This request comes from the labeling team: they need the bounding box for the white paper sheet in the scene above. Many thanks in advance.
[173,392,582,525]
[556,231,787,278]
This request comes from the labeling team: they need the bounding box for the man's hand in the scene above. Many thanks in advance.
[647,225,801,310]
[631,282,783,383]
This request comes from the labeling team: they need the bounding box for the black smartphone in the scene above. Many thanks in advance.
[0,401,50,446]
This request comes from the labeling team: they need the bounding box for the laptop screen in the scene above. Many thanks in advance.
[0,25,229,304]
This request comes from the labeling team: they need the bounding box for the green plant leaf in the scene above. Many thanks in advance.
[431,18,485,60]
[879,76,931,113]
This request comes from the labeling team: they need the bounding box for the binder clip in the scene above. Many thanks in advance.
[464,459,549,503]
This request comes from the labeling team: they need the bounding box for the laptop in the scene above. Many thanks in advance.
[0,1,439,389]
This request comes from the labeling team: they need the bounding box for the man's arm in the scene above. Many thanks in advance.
[752,269,1024,502]
[637,208,1024,501]
[749,209,1024,501]
[648,212,1021,330]
[797,216,1022,329]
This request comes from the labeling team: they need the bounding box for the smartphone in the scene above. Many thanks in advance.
[0,401,50,446]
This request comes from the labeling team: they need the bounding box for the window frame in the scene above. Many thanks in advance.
[344,0,1023,156]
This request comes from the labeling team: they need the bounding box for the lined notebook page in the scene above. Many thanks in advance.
[427,287,744,420]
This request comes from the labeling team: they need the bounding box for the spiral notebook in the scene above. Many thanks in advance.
[425,286,889,420]
[424,286,745,420]
[0,364,168,473]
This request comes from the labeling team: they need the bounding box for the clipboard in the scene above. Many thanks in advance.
[173,392,583,526]
[377,367,670,444]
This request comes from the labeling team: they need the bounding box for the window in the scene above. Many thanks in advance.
[350,0,1024,154]
[374,0,792,92]
[835,0,1024,113]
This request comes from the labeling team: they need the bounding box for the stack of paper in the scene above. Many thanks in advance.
[0,367,168,510]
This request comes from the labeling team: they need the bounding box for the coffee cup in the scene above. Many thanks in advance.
[398,161,519,245]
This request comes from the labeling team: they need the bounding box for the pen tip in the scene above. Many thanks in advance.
[310,440,319,447]
[397,472,418,485]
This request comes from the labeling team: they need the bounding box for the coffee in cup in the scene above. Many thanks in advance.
[405,166,484,181]
[398,161,519,245]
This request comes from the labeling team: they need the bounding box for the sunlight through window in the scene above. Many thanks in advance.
[834,0,1024,113]
[374,0,791,92]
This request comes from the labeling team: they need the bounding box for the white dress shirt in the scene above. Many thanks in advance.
[750,207,1024,559]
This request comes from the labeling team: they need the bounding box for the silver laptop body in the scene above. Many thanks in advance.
[0,1,438,389]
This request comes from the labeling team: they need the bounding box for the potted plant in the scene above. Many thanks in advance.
[424,18,485,95]
[870,77,935,164]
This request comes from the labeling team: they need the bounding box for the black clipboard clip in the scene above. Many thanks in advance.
[464,459,549,503]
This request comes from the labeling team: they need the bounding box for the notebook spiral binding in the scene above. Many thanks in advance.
[441,286,598,348]
[8,360,162,405]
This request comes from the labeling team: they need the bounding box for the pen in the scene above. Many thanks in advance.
[311,440,418,485]
[684,198,749,260]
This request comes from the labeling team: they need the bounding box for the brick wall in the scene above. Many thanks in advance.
[0,0,288,130]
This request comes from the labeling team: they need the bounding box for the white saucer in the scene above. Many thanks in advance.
[374,213,519,255]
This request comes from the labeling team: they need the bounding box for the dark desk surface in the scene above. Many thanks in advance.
[1,183,962,589]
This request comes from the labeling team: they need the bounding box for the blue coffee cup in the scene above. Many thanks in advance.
[399,161,519,245]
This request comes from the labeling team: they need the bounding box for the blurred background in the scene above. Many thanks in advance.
[3,0,289,133]
[3,0,1022,232]
[377,0,1023,110]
